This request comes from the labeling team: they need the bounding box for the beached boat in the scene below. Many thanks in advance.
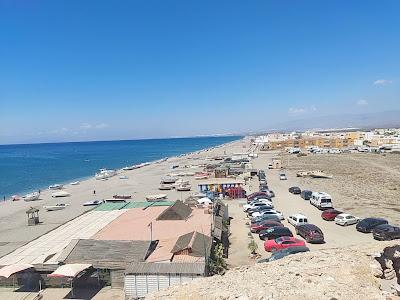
[160,176,178,184]
[194,174,208,180]
[11,195,21,201]
[159,184,173,190]
[23,192,40,202]
[44,203,69,211]
[83,200,104,206]
[70,181,80,185]
[146,194,168,201]
[309,170,333,179]
[49,184,63,190]
[122,166,135,171]
[113,195,131,199]
[296,171,310,177]
[51,191,71,198]
[119,176,128,180]
[95,169,117,180]
[176,184,191,191]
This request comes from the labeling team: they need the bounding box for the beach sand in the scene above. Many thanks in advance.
[0,138,247,258]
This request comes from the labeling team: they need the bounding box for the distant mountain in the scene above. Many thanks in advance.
[265,110,400,132]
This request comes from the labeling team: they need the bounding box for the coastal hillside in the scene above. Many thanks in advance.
[147,242,400,300]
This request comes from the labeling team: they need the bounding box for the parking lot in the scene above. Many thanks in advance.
[227,152,382,266]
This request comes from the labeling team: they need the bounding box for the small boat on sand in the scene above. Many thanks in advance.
[51,191,71,198]
[44,203,69,211]
[309,170,333,179]
[159,184,173,190]
[95,169,117,180]
[113,195,131,199]
[11,195,21,201]
[160,176,178,184]
[146,194,168,201]
[23,192,40,202]
[83,200,104,206]
[49,184,63,190]
[70,181,80,185]
[119,176,128,180]
[176,184,191,192]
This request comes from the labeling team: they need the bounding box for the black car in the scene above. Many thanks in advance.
[258,246,310,262]
[356,218,388,233]
[259,226,293,240]
[372,224,400,241]
[300,190,312,200]
[295,224,324,243]
[251,214,281,224]
[289,186,301,194]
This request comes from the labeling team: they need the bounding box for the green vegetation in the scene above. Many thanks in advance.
[208,243,228,275]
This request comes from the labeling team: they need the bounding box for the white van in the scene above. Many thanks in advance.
[287,214,309,227]
[310,192,333,210]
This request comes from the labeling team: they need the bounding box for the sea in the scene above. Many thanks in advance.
[0,136,241,198]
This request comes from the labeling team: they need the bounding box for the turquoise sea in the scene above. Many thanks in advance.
[0,136,241,198]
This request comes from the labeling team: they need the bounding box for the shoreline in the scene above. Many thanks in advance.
[2,137,243,200]
[0,137,246,259]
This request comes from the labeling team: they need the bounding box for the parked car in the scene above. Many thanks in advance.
[356,218,389,233]
[251,209,284,220]
[372,224,400,241]
[259,226,293,240]
[268,190,275,198]
[295,224,324,243]
[250,220,283,233]
[264,236,305,252]
[248,205,276,216]
[310,192,333,210]
[287,214,308,227]
[247,203,274,215]
[251,214,282,224]
[267,163,273,169]
[322,209,343,221]
[279,173,287,180]
[260,246,310,262]
[243,201,273,212]
[247,192,270,202]
[289,186,301,194]
[334,213,359,226]
[300,190,312,200]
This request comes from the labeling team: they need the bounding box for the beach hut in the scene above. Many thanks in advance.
[26,207,40,226]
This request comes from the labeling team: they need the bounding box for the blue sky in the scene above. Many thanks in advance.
[1,0,399,144]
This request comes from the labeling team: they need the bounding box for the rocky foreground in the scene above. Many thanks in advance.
[147,243,400,300]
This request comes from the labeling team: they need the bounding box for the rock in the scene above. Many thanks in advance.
[370,261,383,277]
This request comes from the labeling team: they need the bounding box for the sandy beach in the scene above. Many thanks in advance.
[0,138,247,258]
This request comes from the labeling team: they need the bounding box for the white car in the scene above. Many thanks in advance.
[243,201,273,212]
[279,173,287,180]
[251,209,284,220]
[287,214,308,227]
[334,213,359,226]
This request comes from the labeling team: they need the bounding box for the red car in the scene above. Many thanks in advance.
[321,209,343,221]
[250,220,283,233]
[247,192,269,203]
[264,236,306,252]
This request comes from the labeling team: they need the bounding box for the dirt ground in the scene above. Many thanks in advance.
[281,151,400,224]
[226,150,393,267]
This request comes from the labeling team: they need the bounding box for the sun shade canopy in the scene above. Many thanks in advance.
[0,264,34,278]
[47,263,92,278]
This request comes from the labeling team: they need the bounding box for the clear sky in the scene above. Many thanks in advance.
[1,0,399,144]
